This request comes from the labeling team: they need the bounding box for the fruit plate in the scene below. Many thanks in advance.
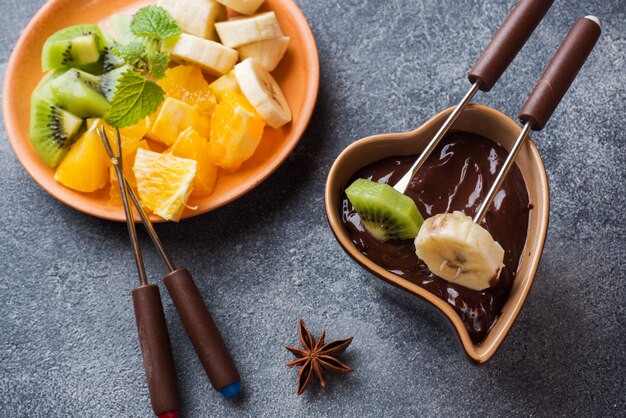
[3,0,319,222]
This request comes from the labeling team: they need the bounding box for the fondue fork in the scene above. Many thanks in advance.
[99,128,242,415]
[413,17,600,292]
[474,16,601,223]
[100,128,180,418]
[394,0,554,194]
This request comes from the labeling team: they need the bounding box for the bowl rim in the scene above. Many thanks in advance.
[2,0,320,223]
[324,104,550,363]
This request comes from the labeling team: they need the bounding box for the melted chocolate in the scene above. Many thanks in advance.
[341,132,530,343]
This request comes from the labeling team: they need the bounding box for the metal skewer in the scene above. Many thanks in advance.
[473,122,531,223]
[123,177,176,272]
[393,0,555,194]
[394,83,479,193]
[100,135,149,286]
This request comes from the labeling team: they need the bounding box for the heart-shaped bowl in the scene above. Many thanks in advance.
[325,104,549,363]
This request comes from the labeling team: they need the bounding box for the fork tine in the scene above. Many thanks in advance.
[115,127,123,167]
[98,126,116,160]
[99,126,177,272]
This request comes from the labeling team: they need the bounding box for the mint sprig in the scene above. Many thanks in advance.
[145,50,169,79]
[104,69,165,128]
[114,42,145,64]
[105,6,180,127]
[131,5,182,40]
[112,6,181,80]
[115,42,169,79]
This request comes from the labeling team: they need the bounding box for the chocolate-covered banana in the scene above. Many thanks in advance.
[415,211,505,291]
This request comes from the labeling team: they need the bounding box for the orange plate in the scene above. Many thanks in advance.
[2,0,319,222]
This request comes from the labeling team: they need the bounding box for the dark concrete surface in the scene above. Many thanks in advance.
[1,0,625,416]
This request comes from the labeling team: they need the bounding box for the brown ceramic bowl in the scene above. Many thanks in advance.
[325,104,549,363]
[3,0,319,222]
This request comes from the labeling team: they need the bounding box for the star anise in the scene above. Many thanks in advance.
[285,319,353,395]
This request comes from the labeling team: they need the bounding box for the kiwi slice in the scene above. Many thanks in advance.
[345,178,424,241]
[41,24,108,71]
[50,69,110,117]
[99,65,130,101]
[30,71,83,167]
[80,46,125,75]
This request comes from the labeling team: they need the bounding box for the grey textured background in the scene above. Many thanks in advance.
[1,0,625,416]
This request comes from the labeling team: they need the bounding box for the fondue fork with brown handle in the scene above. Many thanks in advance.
[99,128,242,415]
[474,16,601,223]
[394,0,554,193]
[414,16,601,292]
[99,129,180,418]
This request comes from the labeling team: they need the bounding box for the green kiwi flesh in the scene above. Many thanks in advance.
[345,178,423,241]
[50,69,110,117]
[30,71,83,167]
[41,24,108,71]
[80,46,125,75]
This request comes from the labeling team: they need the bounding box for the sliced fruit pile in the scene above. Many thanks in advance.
[30,0,293,221]
[31,24,125,167]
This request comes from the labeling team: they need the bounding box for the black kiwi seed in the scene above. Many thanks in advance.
[101,47,115,72]
[61,44,73,65]
[46,106,70,146]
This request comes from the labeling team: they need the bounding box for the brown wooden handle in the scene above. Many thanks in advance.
[468,0,554,91]
[132,285,180,417]
[519,17,601,131]
[164,268,241,392]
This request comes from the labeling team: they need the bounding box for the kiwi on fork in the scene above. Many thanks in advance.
[345,178,424,241]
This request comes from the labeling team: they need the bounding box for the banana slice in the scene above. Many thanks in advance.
[215,12,283,48]
[238,36,290,71]
[233,58,291,128]
[163,33,238,76]
[157,0,226,40]
[216,0,265,15]
[414,211,505,291]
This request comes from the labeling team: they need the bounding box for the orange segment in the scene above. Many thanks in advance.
[148,97,211,146]
[88,117,149,146]
[54,124,109,193]
[133,148,197,221]
[168,127,218,197]
[209,90,265,171]
[209,72,240,102]
[158,65,216,115]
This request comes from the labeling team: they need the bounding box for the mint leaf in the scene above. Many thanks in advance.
[131,6,181,40]
[113,43,170,80]
[114,42,146,65]
[104,69,165,128]
[146,51,169,79]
